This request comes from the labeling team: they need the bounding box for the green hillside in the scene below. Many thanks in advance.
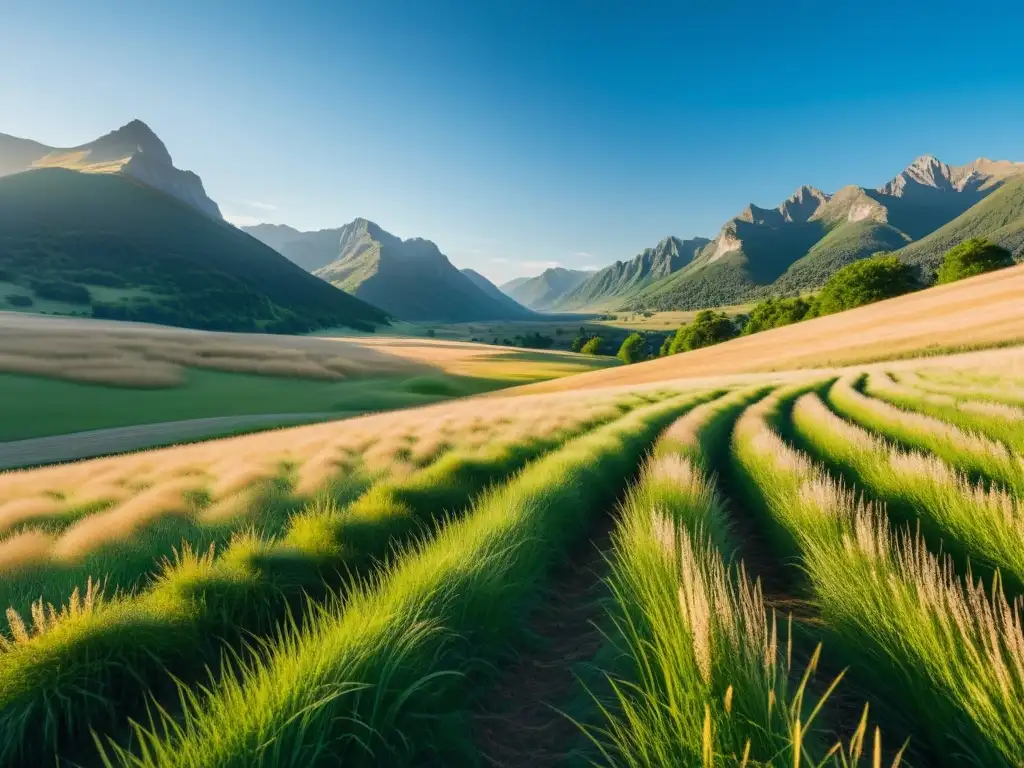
[500,267,593,310]
[896,177,1024,278]
[314,219,534,322]
[554,236,709,311]
[0,169,388,332]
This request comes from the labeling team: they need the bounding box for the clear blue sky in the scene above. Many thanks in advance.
[3,1,1023,284]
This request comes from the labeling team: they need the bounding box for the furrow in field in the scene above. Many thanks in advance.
[791,388,1024,593]
[0,392,648,767]
[576,385,897,766]
[826,373,1024,494]
[94,392,708,768]
[868,371,1024,457]
[733,385,1024,767]
[895,369,1024,408]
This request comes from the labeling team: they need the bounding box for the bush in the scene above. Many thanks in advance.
[31,280,92,304]
[936,238,1015,285]
[580,336,605,355]
[814,254,918,316]
[741,296,814,335]
[5,294,33,308]
[617,332,647,364]
[665,310,737,355]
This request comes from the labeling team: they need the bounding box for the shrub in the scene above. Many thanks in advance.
[741,296,814,335]
[936,238,1015,285]
[666,310,737,355]
[5,294,33,308]
[580,336,605,355]
[616,332,647,364]
[814,254,918,315]
[30,280,92,304]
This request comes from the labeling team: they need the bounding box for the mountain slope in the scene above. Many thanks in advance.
[500,267,594,310]
[0,169,387,332]
[313,219,534,321]
[625,156,1024,311]
[895,176,1024,277]
[553,236,710,311]
[0,120,221,219]
[461,268,534,315]
[243,224,344,272]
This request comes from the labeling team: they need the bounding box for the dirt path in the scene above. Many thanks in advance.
[472,523,613,767]
[0,412,348,470]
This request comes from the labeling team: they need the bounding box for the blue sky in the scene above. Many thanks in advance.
[3,1,1023,284]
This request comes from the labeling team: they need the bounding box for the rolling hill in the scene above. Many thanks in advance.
[0,120,221,219]
[499,267,594,310]
[0,169,388,332]
[313,218,534,321]
[552,236,710,311]
[622,155,1024,311]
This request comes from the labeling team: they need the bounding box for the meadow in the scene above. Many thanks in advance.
[0,335,1021,765]
[2,269,1024,766]
[0,312,614,443]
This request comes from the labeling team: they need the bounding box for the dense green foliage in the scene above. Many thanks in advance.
[662,310,738,355]
[741,296,814,335]
[616,332,647,364]
[814,254,919,315]
[580,335,606,354]
[935,238,1015,284]
[0,169,388,332]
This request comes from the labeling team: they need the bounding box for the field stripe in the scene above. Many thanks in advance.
[97,392,709,767]
[0,396,646,766]
[791,389,1024,593]
[826,374,1024,494]
[733,385,1024,766]
[867,371,1024,456]
[0,412,354,471]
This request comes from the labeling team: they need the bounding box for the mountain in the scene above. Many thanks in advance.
[624,155,1024,311]
[461,268,534,315]
[0,120,221,219]
[895,175,1024,277]
[0,169,387,332]
[313,219,534,321]
[500,267,594,311]
[243,224,344,272]
[552,236,710,311]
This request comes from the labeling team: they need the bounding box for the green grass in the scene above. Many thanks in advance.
[0,369,523,441]
[790,387,1024,594]
[92,392,703,767]
[579,387,891,766]
[825,374,1024,495]
[0,403,636,766]
[732,385,1024,767]
[864,372,1024,457]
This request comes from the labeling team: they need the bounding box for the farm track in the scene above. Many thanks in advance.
[471,512,613,767]
[0,412,349,469]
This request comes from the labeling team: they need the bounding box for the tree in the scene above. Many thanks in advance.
[580,336,605,355]
[741,296,813,335]
[936,238,1015,285]
[814,254,918,316]
[617,332,647,364]
[666,310,737,355]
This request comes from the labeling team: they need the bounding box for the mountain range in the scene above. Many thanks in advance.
[503,155,1024,313]
[499,268,594,311]
[0,122,386,332]
[246,219,533,322]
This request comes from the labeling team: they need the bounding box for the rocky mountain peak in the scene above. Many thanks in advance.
[91,119,173,165]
